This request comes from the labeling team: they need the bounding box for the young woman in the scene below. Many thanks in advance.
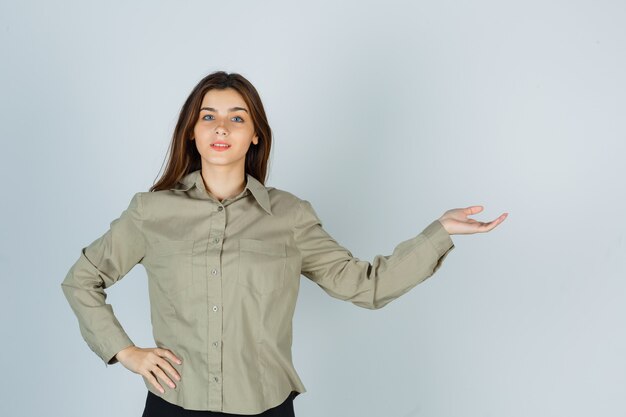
[61,71,508,417]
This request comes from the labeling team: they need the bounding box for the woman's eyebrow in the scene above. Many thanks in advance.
[200,106,248,113]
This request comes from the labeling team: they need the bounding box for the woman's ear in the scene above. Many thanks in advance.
[252,135,259,145]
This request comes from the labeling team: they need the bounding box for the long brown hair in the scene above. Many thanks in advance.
[149,71,272,192]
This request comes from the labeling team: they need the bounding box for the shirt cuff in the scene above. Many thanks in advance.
[421,219,454,256]
[101,336,135,367]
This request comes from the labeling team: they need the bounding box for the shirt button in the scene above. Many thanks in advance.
[213,341,219,348]
[213,305,218,312]
[214,376,219,383]
[217,206,223,211]
[211,269,218,275]
[212,237,220,244]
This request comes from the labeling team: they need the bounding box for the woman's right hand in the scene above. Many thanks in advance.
[115,346,182,394]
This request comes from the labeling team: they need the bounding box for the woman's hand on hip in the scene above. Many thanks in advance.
[438,206,508,235]
[115,346,182,394]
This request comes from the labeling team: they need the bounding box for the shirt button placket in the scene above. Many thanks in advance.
[207,202,225,410]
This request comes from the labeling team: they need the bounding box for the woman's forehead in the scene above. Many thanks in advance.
[202,88,247,108]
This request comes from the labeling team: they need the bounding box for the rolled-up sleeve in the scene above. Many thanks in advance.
[61,192,146,366]
[292,199,455,310]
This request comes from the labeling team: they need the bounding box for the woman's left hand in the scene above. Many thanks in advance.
[438,206,508,235]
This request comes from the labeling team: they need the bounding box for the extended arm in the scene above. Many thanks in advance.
[292,199,455,310]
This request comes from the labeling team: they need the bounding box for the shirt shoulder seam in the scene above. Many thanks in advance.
[290,198,304,236]
[134,192,147,249]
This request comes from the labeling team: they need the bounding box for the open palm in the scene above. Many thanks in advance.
[438,206,508,235]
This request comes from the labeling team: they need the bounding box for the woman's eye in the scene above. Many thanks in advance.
[201,114,244,122]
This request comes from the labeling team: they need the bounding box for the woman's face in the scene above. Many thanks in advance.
[192,88,258,172]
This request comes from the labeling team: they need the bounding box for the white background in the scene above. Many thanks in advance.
[1,0,625,416]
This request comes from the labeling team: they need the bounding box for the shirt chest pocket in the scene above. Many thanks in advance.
[146,240,195,296]
[237,238,286,295]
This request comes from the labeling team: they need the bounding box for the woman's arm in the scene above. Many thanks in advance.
[292,199,455,310]
[60,192,146,367]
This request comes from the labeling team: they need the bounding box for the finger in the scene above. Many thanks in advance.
[481,215,506,232]
[143,371,165,394]
[464,206,484,216]
[153,364,176,389]
[490,213,508,226]
[158,357,181,382]
[153,348,181,381]
[160,348,183,366]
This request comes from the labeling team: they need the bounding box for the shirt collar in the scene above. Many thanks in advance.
[169,169,273,215]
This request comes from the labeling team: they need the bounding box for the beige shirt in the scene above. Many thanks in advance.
[61,169,455,414]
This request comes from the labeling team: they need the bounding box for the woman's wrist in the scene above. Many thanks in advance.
[115,345,136,361]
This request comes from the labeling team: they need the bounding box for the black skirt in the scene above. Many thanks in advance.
[141,390,297,417]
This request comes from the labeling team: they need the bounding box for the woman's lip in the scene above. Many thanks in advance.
[210,144,231,151]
